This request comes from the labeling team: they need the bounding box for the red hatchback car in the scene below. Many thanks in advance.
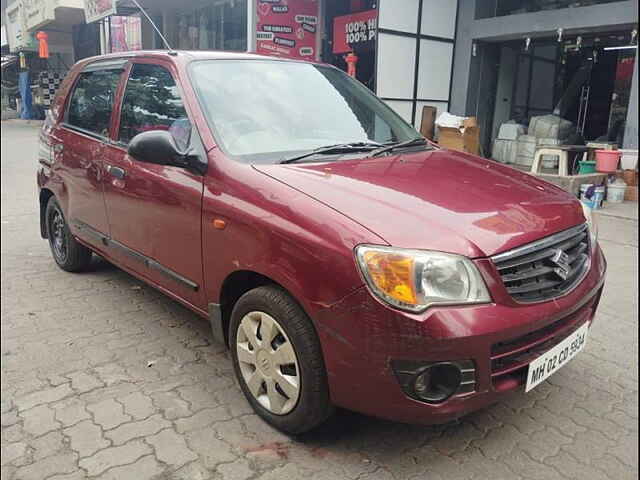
[38,51,606,434]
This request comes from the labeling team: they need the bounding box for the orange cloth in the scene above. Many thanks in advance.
[345,52,358,78]
[36,31,49,59]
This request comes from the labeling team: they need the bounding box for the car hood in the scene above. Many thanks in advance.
[253,149,585,258]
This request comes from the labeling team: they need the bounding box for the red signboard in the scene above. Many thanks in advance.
[332,9,378,54]
[256,0,319,61]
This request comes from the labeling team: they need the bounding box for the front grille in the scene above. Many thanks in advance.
[491,224,591,303]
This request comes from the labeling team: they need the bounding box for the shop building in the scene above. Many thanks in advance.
[4,0,84,67]
[2,0,90,117]
[450,0,638,154]
[0,0,461,130]
[85,0,640,153]
[2,0,637,155]
[97,0,458,134]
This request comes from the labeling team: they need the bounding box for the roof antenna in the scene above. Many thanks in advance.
[128,0,176,55]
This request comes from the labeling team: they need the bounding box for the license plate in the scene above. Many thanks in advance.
[525,323,589,392]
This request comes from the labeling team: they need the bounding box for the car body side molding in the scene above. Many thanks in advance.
[71,218,199,292]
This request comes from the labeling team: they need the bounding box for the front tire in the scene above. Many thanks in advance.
[46,197,92,272]
[229,285,333,434]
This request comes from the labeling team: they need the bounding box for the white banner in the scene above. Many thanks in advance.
[84,0,117,24]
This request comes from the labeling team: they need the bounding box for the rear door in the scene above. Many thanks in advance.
[102,60,206,310]
[55,61,125,240]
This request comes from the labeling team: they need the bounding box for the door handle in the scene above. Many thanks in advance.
[107,165,126,179]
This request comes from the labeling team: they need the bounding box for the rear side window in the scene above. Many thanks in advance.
[66,70,122,137]
[118,63,191,151]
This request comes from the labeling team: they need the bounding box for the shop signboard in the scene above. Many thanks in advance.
[332,9,378,54]
[84,0,117,24]
[256,0,319,60]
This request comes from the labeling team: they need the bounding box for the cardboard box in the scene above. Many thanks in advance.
[623,169,638,186]
[420,106,437,141]
[624,186,638,202]
[438,117,480,155]
[463,117,477,129]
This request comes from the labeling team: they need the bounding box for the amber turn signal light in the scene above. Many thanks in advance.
[362,250,417,304]
[213,219,227,230]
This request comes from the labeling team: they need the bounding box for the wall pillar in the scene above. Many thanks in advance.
[449,0,475,116]
[623,55,638,149]
[140,14,154,50]
[247,0,256,52]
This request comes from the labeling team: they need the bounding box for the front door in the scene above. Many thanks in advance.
[102,60,206,310]
[55,67,123,239]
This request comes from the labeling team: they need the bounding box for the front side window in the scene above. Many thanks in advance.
[119,63,192,150]
[66,69,122,137]
[190,60,421,163]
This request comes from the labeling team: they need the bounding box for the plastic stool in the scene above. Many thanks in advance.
[531,147,569,176]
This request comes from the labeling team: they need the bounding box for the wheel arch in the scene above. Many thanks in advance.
[212,270,309,348]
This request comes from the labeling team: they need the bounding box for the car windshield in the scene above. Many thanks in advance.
[189,60,423,163]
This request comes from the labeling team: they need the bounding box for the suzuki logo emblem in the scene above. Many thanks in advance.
[550,249,571,280]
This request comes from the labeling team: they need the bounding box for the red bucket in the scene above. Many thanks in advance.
[595,150,620,173]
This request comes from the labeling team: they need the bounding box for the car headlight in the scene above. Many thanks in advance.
[355,245,491,312]
[580,202,598,251]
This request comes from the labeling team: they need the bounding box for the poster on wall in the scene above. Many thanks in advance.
[256,0,319,60]
[110,16,142,52]
[83,0,117,24]
[332,9,378,54]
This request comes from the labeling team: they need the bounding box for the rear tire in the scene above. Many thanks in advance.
[46,196,92,272]
[229,285,333,434]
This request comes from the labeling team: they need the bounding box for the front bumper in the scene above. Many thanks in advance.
[313,244,607,425]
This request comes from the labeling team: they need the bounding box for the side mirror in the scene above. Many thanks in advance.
[127,130,185,167]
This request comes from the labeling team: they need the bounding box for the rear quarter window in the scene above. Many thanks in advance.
[49,71,77,122]
[65,69,122,137]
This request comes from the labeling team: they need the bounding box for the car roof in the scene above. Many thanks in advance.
[77,50,325,69]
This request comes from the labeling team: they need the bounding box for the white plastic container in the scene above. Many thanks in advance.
[516,135,536,166]
[497,122,526,140]
[529,115,573,140]
[620,149,638,170]
[607,182,627,204]
[580,184,605,209]
[492,139,517,164]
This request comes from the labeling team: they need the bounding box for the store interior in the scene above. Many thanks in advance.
[489,31,637,150]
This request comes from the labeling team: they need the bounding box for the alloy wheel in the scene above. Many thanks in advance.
[50,210,68,262]
[236,311,300,415]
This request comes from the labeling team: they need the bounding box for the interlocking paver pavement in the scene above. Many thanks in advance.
[1,120,637,479]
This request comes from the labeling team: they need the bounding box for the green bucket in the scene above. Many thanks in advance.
[578,160,597,174]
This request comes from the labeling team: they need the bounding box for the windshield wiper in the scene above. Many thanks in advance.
[367,138,430,158]
[279,142,383,164]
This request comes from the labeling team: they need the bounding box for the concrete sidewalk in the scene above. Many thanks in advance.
[595,202,638,248]
[596,200,638,222]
